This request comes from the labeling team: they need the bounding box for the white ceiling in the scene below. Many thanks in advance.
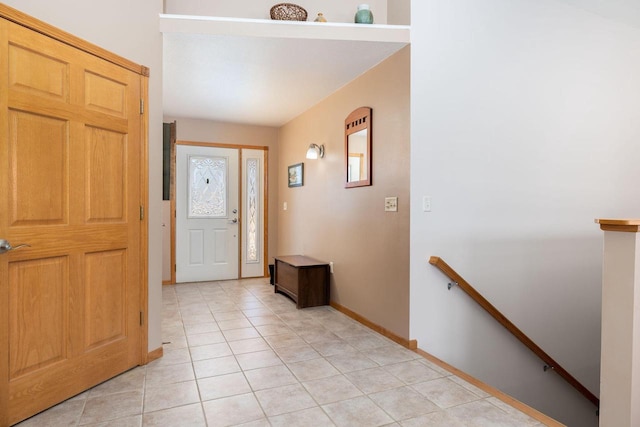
[161,16,409,127]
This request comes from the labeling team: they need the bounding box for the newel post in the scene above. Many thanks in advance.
[595,219,640,427]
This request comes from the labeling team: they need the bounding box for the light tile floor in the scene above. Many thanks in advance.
[16,278,546,426]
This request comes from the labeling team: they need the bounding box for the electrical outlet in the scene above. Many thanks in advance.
[385,197,398,212]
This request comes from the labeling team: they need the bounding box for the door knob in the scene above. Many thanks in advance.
[0,239,31,255]
[228,218,238,224]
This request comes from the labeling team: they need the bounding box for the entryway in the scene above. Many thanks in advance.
[173,142,267,283]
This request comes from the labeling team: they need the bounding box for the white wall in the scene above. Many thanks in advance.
[410,0,640,425]
[4,0,165,353]
[164,0,388,24]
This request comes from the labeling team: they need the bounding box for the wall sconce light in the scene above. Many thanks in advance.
[306,143,325,159]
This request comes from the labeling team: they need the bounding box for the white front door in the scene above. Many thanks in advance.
[176,145,239,282]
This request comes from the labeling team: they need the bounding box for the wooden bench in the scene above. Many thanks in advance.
[274,255,330,309]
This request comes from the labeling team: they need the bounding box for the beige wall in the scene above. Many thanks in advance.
[277,46,410,338]
[388,0,410,25]
[164,117,280,269]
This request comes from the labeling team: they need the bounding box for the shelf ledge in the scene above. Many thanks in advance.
[159,14,411,44]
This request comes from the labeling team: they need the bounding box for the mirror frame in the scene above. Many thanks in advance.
[344,107,372,188]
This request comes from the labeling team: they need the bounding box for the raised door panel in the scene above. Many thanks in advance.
[85,126,127,222]
[9,256,69,378]
[8,110,68,226]
[8,42,69,101]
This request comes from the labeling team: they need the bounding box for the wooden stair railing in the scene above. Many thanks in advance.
[429,256,599,409]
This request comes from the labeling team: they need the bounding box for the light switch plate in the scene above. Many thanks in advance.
[283,202,288,211]
[385,197,398,212]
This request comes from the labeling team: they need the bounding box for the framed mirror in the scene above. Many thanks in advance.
[344,107,372,188]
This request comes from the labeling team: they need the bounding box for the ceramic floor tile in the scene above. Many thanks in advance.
[264,332,307,349]
[399,411,465,427]
[242,307,274,317]
[189,342,233,361]
[345,367,404,394]
[244,365,298,391]
[311,339,359,357]
[143,380,200,413]
[145,362,195,387]
[142,403,205,427]
[449,375,492,399]
[26,279,547,427]
[366,346,420,366]
[80,391,143,424]
[182,313,215,325]
[326,352,378,373]
[187,331,226,347]
[162,335,188,351]
[322,396,393,427]
[202,393,265,427]
[213,310,246,321]
[447,399,528,426]
[82,414,142,426]
[15,399,86,427]
[384,360,445,385]
[193,355,241,378]
[369,386,439,421]
[288,357,340,381]
[302,375,363,405]
[147,347,191,367]
[222,326,261,341]
[274,344,323,363]
[198,372,252,401]
[411,377,481,409]
[268,407,335,427]
[486,397,541,425]
[248,315,286,327]
[217,318,254,331]
[236,349,283,371]
[254,384,317,417]
[229,337,271,354]
[184,321,221,336]
[88,366,146,398]
[255,323,292,337]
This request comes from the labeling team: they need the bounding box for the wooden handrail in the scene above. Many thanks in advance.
[429,256,599,408]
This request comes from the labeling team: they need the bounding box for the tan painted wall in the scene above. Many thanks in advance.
[277,46,410,338]
[388,0,410,25]
[164,117,280,269]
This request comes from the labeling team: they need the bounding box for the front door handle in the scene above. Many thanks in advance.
[0,239,31,255]
[228,218,238,224]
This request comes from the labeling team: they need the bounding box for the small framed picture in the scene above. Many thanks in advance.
[288,162,304,187]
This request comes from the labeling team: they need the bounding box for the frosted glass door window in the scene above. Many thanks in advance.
[188,156,227,218]
[246,158,259,263]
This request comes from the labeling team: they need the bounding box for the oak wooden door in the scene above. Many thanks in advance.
[0,18,143,426]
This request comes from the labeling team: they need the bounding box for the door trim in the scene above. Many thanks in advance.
[170,140,269,283]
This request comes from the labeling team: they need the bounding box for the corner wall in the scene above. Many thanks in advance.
[410,0,640,425]
[4,0,165,353]
[278,46,411,338]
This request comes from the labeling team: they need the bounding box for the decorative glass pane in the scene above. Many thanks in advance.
[246,158,259,262]
[188,155,227,218]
